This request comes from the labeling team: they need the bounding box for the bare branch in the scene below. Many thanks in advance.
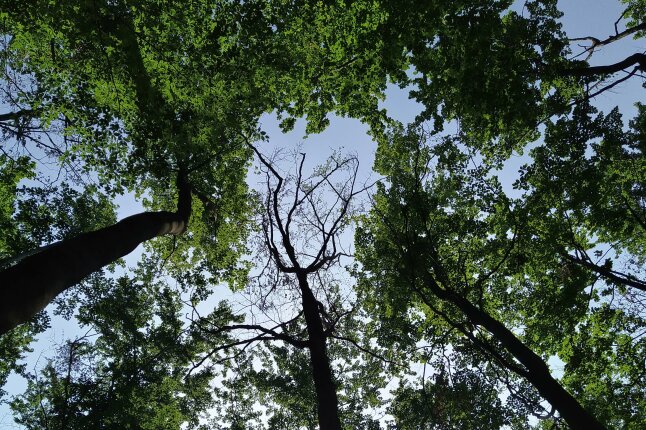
[208,323,307,348]
[569,22,646,60]
[187,334,275,376]
[331,334,406,369]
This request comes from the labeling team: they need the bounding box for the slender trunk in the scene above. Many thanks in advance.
[425,275,607,430]
[564,253,646,292]
[0,174,191,335]
[297,271,342,430]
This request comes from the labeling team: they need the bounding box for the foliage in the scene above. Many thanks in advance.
[0,0,645,428]
[388,368,512,430]
[0,154,116,399]
[355,123,645,428]
[10,269,222,429]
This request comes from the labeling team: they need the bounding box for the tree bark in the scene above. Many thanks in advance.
[423,273,607,430]
[0,109,39,122]
[0,173,191,336]
[564,253,646,292]
[564,53,646,76]
[297,271,342,430]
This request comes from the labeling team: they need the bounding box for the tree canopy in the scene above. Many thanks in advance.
[0,0,644,429]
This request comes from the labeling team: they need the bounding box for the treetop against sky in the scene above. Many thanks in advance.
[0,0,644,429]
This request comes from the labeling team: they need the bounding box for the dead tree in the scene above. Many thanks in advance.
[193,145,360,430]
[250,146,365,430]
[185,143,372,429]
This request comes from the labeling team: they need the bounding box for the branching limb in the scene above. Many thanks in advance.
[330,334,406,369]
[564,53,646,77]
[564,251,646,292]
[570,22,646,60]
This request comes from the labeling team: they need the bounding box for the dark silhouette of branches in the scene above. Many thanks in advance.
[570,22,646,61]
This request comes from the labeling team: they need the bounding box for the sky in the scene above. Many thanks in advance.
[1,0,644,426]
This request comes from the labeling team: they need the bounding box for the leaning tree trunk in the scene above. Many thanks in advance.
[0,173,191,336]
[422,273,608,430]
[297,271,342,430]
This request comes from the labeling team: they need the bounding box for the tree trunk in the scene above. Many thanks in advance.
[564,253,646,292]
[297,271,342,430]
[0,173,191,336]
[424,274,607,430]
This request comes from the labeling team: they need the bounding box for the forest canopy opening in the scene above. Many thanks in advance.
[0,0,644,429]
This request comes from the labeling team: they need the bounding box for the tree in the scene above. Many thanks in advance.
[10,149,388,429]
[511,103,646,429]
[0,0,256,334]
[2,0,644,334]
[187,148,380,429]
[388,367,512,430]
[0,169,190,335]
[1,0,645,428]
[10,267,223,429]
[356,125,644,429]
[251,147,361,429]
[0,0,397,334]
[0,153,116,392]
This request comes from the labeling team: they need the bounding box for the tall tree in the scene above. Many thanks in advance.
[355,126,640,429]
[0,169,190,335]
[0,1,644,428]
[188,148,374,429]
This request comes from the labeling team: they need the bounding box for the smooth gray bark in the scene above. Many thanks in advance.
[0,174,191,335]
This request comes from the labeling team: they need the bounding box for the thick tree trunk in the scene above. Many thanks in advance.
[297,271,342,430]
[424,275,607,430]
[0,174,191,336]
